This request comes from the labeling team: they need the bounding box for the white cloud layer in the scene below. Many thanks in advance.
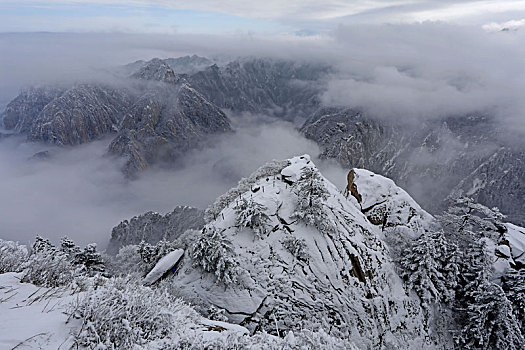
[0,117,346,247]
[0,19,524,247]
[322,23,525,135]
[3,0,525,34]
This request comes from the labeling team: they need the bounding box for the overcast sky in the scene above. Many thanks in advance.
[2,1,525,34]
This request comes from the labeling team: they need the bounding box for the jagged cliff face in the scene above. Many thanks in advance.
[107,82,231,176]
[123,55,213,76]
[2,56,522,222]
[130,58,183,84]
[1,58,232,176]
[168,156,437,349]
[301,107,525,226]
[27,84,132,146]
[107,206,205,255]
[1,86,64,133]
[187,59,329,119]
[1,56,331,175]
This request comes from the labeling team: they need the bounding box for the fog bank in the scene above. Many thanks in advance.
[0,116,346,247]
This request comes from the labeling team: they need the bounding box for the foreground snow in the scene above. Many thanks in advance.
[1,154,523,349]
[0,272,77,349]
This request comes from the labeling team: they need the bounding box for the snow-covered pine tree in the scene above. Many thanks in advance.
[74,243,106,276]
[502,268,525,332]
[458,280,524,349]
[31,235,54,253]
[191,226,241,285]
[138,240,157,265]
[0,239,28,273]
[457,240,492,296]
[281,236,309,262]
[439,196,506,246]
[114,245,143,277]
[399,230,456,308]
[60,236,81,256]
[454,240,524,348]
[291,167,330,233]
[136,240,179,273]
[22,236,74,287]
[234,198,271,239]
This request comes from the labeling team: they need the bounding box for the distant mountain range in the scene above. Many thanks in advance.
[1,55,523,227]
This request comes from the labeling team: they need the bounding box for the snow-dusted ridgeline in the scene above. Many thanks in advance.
[169,155,436,348]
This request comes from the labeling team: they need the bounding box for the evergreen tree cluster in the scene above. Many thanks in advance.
[291,167,332,234]
[234,198,271,239]
[21,236,107,287]
[399,230,458,308]
[400,196,524,348]
[191,226,243,285]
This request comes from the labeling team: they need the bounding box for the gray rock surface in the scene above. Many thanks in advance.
[108,83,231,176]
[301,107,525,225]
[28,84,132,145]
[107,205,205,255]
[187,58,330,120]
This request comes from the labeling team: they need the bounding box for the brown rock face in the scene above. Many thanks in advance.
[345,169,362,204]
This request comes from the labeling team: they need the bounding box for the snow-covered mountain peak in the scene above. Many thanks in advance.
[170,156,433,348]
[352,168,435,239]
[280,154,313,183]
[130,58,182,84]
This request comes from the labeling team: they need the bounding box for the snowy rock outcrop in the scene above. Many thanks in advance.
[167,155,435,349]
[352,168,434,239]
[143,249,184,285]
[107,206,205,255]
[130,58,182,84]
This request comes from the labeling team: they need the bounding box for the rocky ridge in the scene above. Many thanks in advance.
[166,155,438,348]
[301,107,525,226]
[107,206,205,255]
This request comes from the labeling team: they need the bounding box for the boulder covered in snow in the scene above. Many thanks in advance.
[505,223,525,267]
[352,168,434,239]
[143,249,184,286]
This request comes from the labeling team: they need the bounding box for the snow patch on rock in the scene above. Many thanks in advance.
[143,249,184,286]
[506,223,525,266]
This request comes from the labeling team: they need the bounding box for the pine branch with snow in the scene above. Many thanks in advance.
[458,280,524,349]
[400,230,457,307]
[191,227,243,285]
[281,236,309,262]
[234,198,271,239]
[290,167,332,234]
[502,268,525,332]
[0,239,28,273]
